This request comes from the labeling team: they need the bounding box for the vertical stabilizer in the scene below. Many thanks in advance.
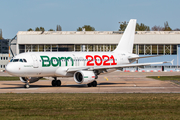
[113,19,137,53]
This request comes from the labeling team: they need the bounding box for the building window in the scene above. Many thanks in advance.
[139,45,144,55]
[52,45,58,52]
[39,45,44,52]
[133,45,137,54]
[45,45,51,51]
[75,45,81,51]
[87,45,93,51]
[111,45,116,51]
[165,45,170,55]
[152,45,157,55]
[145,45,151,55]
[19,45,25,53]
[32,45,38,52]
[26,45,31,52]
[171,45,177,55]
[158,45,164,55]
[104,45,110,52]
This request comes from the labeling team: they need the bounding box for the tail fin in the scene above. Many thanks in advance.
[113,19,137,53]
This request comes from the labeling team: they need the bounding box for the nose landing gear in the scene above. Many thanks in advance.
[24,80,30,88]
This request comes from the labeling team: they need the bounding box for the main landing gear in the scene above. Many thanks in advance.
[87,80,97,87]
[51,77,61,87]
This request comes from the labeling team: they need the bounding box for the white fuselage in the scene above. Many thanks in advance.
[6,51,131,77]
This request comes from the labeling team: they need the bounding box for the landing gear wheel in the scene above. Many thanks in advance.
[24,84,29,88]
[87,83,92,87]
[92,81,97,87]
[52,80,57,86]
[57,80,61,86]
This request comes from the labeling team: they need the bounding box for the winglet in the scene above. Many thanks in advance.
[171,59,174,65]
[163,59,174,65]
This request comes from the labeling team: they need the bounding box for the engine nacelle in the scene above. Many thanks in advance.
[20,77,41,83]
[74,71,95,84]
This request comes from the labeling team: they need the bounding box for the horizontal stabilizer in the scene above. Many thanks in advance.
[128,55,162,60]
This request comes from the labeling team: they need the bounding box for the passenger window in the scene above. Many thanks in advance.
[23,59,27,62]
[19,59,23,62]
[13,59,19,62]
[10,59,13,62]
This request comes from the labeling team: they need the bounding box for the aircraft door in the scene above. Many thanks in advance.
[31,55,39,68]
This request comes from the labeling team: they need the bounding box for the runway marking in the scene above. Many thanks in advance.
[104,77,108,81]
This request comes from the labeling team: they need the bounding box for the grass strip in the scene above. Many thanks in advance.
[147,76,180,81]
[0,76,46,81]
[0,93,180,120]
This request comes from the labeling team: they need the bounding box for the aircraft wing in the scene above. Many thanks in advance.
[66,60,173,72]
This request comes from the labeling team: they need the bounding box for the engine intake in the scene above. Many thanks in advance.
[74,71,95,84]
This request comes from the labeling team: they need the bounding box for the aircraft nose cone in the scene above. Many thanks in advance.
[5,64,15,75]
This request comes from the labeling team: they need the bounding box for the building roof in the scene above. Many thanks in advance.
[17,31,180,45]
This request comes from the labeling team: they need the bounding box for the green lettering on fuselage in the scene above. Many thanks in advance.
[40,56,51,67]
[40,56,74,67]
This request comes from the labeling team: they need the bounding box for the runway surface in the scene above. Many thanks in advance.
[0,71,180,93]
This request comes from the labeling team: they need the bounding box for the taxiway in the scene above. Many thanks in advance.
[0,71,180,93]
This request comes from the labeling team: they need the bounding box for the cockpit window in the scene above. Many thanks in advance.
[13,59,19,62]
[19,59,23,62]
[10,58,27,62]
[23,59,27,62]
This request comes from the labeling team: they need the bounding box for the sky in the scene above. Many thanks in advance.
[0,0,180,39]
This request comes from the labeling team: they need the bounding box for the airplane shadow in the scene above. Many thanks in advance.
[0,82,127,89]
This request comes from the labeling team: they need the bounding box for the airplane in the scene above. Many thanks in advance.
[5,19,172,88]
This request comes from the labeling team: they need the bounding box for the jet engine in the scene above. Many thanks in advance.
[20,77,41,83]
[74,71,95,84]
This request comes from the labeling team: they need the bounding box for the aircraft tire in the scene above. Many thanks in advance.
[24,84,29,88]
[52,80,57,86]
[57,80,61,86]
[87,83,92,87]
[92,81,97,87]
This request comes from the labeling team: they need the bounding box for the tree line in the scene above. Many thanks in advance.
[27,21,179,32]
[119,21,179,31]
[27,25,62,31]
